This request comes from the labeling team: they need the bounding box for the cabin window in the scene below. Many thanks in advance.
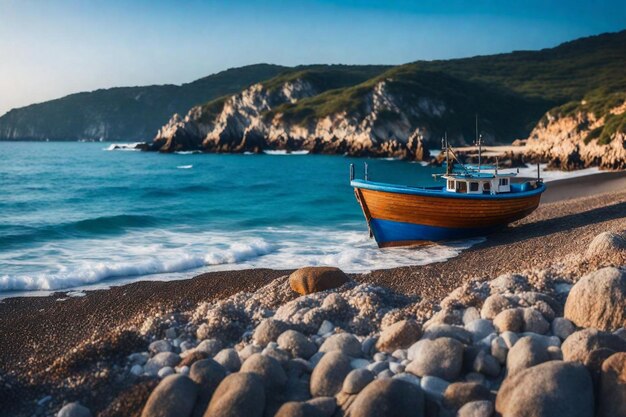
[447,180,454,189]
[456,181,467,193]
[483,182,490,191]
[469,182,479,192]
[499,178,509,186]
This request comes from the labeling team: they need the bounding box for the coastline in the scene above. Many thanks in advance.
[1,171,625,416]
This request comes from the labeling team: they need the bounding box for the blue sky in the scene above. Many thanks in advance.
[1,0,624,116]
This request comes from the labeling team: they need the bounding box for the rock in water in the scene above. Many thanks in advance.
[597,352,626,417]
[204,373,265,417]
[348,379,425,417]
[57,402,92,417]
[310,351,352,397]
[189,359,227,417]
[141,375,198,417]
[289,267,349,295]
[240,353,287,394]
[376,320,422,353]
[406,337,464,381]
[496,361,594,417]
[564,267,626,331]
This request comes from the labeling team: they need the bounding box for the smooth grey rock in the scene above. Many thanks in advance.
[496,361,594,417]
[457,400,494,417]
[522,308,550,334]
[342,368,375,394]
[158,366,175,378]
[420,375,449,400]
[278,330,318,359]
[465,319,496,344]
[463,307,481,325]
[205,373,265,417]
[367,360,388,374]
[473,351,501,378]
[350,358,369,369]
[349,379,425,417]
[128,352,149,365]
[481,294,516,320]
[392,349,408,361]
[493,308,524,333]
[506,336,550,376]
[238,344,262,362]
[422,324,472,345]
[491,337,508,364]
[551,317,576,340]
[373,352,387,362]
[319,333,362,357]
[317,320,334,335]
[195,339,223,357]
[57,402,92,417]
[145,352,181,376]
[263,346,293,365]
[310,351,352,397]
[377,369,394,379]
[597,352,626,417]
[547,346,563,360]
[213,348,241,372]
[361,337,377,356]
[253,318,289,346]
[141,375,198,417]
[149,340,172,354]
[392,372,421,386]
[500,331,518,349]
[130,364,144,376]
[407,337,464,381]
[389,361,405,374]
[490,273,530,294]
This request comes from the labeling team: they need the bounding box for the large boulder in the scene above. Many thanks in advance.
[376,320,422,353]
[204,373,265,417]
[496,361,594,417]
[561,328,626,362]
[289,267,349,295]
[406,337,464,381]
[564,267,626,331]
[348,379,425,417]
[597,352,626,417]
[310,351,352,397]
[141,375,198,417]
[585,231,626,259]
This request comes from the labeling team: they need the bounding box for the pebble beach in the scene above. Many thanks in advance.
[1,176,625,417]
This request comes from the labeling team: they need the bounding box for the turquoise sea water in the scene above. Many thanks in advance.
[0,142,479,294]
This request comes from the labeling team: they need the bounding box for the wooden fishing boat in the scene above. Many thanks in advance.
[350,136,546,248]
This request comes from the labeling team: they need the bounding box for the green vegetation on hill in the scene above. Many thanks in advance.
[0,64,291,141]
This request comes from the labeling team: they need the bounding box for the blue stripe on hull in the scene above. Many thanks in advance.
[370,218,497,245]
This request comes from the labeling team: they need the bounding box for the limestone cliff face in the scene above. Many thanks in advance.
[525,100,626,170]
[151,78,432,161]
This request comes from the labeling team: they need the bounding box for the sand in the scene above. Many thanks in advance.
[0,171,625,416]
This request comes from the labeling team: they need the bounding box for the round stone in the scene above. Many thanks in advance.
[278,330,318,359]
[506,336,550,376]
[289,267,349,295]
[57,402,92,417]
[141,375,198,417]
[310,351,352,397]
[319,333,362,357]
[349,379,425,417]
[213,348,241,372]
[375,320,422,353]
[443,382,492,410]
[144,352,181,376]
[406,337,464,381]
[457,400,494,417]
[205,373,265,417]
[240,353,287,394]
[342,368,375,394]
[253,319,289,346]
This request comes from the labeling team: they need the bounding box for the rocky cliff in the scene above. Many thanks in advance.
[526,94,626,170]
[151,75,436,160]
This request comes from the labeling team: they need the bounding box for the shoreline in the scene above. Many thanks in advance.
[2,169,625,301]
[1,171,625,416]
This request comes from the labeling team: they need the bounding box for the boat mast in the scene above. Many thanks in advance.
[475,114,482,173]
[445,132,451,175]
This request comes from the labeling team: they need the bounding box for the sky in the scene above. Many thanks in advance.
[1,0,625,116]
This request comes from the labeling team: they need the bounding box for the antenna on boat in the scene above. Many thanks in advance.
[350,163,355,181]
[445,132,451,175]
[474,114,482,173]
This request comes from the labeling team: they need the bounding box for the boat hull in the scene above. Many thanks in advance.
[352,180,544,247]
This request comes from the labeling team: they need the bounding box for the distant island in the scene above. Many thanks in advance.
[1,31,625,169]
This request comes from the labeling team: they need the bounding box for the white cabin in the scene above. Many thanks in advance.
[443,171,514,195]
